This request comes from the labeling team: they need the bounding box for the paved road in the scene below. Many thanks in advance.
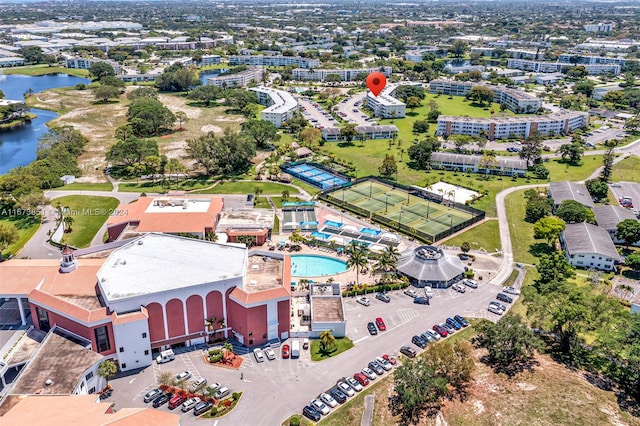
[336,92,373,126]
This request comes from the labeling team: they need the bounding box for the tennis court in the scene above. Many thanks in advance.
[323,179,482,242]
[283,163,349,189]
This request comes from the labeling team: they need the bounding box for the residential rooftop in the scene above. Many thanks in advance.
[549,181,595,209]
[593,205,637,230]
[563,223,622,261]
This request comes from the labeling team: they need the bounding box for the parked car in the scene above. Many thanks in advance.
[174,371,192,383]
[424,287,434,298]
[496,293,513,303]
[356,296,371,306]
[441,322,455,334]
[376,356,393,370]
[353,373,370,387]
[168,394,187,410]
[454,315,469,327]
[404,288,418,298]
[414,297,430,305]
[303,405,322,422]
[367,321,378,335]
[488,305,504,315]
[382,354,398,365]
[152,392,172,408]
[346,376,364,391]
[264,348,276,360]
[282,344,290,358]
[214,387,230,400]
[188,377,207,393]
[503,286,521,295]
[193,401,214,416]
[421,331,434,343]
[462,279,478,289]
[253,348,265,363]
[433,324,448,338]
[205,383,221,394]
[452,283,467,293]
[425,329,441,340]
[368,361,385,376]
[490,301,507,311]
[144,388,162,403]
[338,380,356,396]
[399,346,417,358]
[181,397,201,412]
[446,317,462,330]
[375,317,386,331]
[362,367,377,380]
[320,392,338,408]
[330,387,348,404]
[375,292,390,303]
[412,335,427,349]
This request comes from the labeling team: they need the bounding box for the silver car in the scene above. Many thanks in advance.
[361,367,377,380]
[264,348,276,360]
[338,380,356,396]
[345,377,363,392]
[181,397,201,412]
[356,296,371,306]
[253,348,265,363]
[503,286,521,295]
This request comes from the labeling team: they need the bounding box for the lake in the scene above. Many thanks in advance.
[0,73,90,174]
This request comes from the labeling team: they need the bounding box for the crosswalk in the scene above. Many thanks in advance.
[389,308,419,326]
[180,353,202,380]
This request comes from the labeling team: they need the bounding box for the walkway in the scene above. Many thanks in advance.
[361,393,375,426]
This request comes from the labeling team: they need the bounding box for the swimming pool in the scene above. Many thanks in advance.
[290,254,348,277]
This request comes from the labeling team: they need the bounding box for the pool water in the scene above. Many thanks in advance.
[290,254,348,277]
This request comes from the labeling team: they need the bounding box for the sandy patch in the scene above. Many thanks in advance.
[158,94,201,119]
[473,400,485,415]
[516,382,537,391]
[201,125,223,134]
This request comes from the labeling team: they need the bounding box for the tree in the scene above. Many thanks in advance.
[89,62,116,81]
[155,63,200,92]
[426,108,441,123]
[283,114,308,136]
[565,65,589,79]
[466,86,494,107]
[158,371,174,387]
[127,98,176,137]
[423,340,475,391]
[519,131,543,166]
[461,241,471,253]
[99,76,125,89]
[187,85,222,107]
[599,140,618,182]
[393,358,448,422]
[393,85,426,102]
[281,189,290,201]
[325,74,342,84]
[585,179,609,201]
[536,251,575,285]
[616,219,640,248]
[106,138,159,167]
[531,163,549,179]
[339,123,358,145]
[479,154,498,178]
[533,216,566,246]
[346,242,369,286]
[242,119,281,149]
[93,84,121,103]
[573,79,595,97]
[319,330,336,353]
[475,314,541,375]
[224,89,259,112]
[558,142,584,164]
[525,197,552,223]
[406,96,421,113]
[299,127,322,147]
[0,223,19,258]
[379,154,398,179]
[376,244,400,274]
[556,199,594,224]
[18,191,48,212]
[603,90,625,107]
[128,87,158,101]
[625,253,640,272]
[450,40,468,58]
[407,137,440,169]
[97,359,118,387]
[174,111,188,130]
[186,128,256,176]
[412,120,429,134]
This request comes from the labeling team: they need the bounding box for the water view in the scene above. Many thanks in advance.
[0,73,90,174]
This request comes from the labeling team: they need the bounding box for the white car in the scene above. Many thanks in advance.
[181,397,201,412]
[452,283,466,293]
[424,287,434,297]
[345,377,363,392]
[338,380,356,396]
[174,371,192,383]
[404,288,418,298]
[503,286,521,295]
[356,296,371,306]
[462,279,478,289]
[376,356,393,371]
[264,348,276,360]
[253,348,265,363]
[311,398,330,415]
[320,392,338,408]
[426,329,441,340]
[361,367,377,380]
[488,305,504,315]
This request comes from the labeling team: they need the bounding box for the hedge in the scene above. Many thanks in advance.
[341,281,410,297]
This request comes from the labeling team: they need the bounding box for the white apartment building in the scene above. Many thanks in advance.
[0,56,25,67]
[207,67,264,88]
[562,223,621,271]
[250,86,299,128]
[507,59,621,75]
[429,152,527,176]
[428,80,542,113]
[292,66,391,82]
[405,47,439,62]
[557,54,627,66]
[366,84,407,119]
[470,47,540,60]
[584,23,613,33]
[437,110,589,140]
[229,55,320,69]
[65,56,121,74]
[321,125,399,141]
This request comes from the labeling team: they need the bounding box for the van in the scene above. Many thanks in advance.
[291,340,300,358]
[302,338,309,350]
[188,377,207,393]
[168,394,186,410]
[156,349,175,364]
[214,386,230,399]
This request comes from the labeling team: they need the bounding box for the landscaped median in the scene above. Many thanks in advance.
[200,391,243,419]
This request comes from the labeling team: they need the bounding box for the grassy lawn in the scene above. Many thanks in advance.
[270,196,303,208]
[273,215,280,234]
[53,196,119,248]
[290,177,322,197]
[193,181,298,195]
[62,182,114,191]
[611,155,640,181]
[544,155,606,181]
[0,214,40,258]
[505,189,541,265]
[282,414,314,426]
[117,177,218,193]
[310,337,354,361]
[3,65,89,77]
[443,219,501,252]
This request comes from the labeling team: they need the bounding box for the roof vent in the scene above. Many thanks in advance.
[138,240,144,245]
[45,379,53,386]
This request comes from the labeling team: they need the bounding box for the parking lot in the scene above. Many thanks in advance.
[609,181,640,214]
[336,92,376,126]
[107,275,511,425]
[298,98,338,129]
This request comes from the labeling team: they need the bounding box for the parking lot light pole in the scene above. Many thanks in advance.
[385,194,390,213]
[448,214,453,236]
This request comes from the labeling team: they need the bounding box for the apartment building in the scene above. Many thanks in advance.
[366,83,406,119]
[65,56,121,74]
[429,152,527,176]
[557,54,627,66]
[428,80,542,113]
[562,223,621,271]
[229,55,320,69]
[0,56,25,67]
[207,67,264,88]
[584,23,613,33]
[405,47,439,62]
[321,124,399,141]
[292,66,391,82]
[470,47,540,60]
[250,86,299,128]
[436,110,589,140]
[406,20,465,29]
[507,59,621,75]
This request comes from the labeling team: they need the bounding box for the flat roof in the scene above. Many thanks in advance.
[98,233,246,302]
[251,86,298,114]
[217,209,275,230]
[311,297,344,322]
[10,332,103,395]
[244,254,284,294]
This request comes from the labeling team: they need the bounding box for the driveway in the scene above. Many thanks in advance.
[336,92,374,126]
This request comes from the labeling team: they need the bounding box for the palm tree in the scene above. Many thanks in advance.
[380,244,400,272]
[346,242,369,286]
[97,359,117,388]
[63,216,74,233]
[319,330,336,353]
[281,189,290,201]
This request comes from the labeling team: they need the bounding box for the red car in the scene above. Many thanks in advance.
[433,324,448,338]
[375,317,386,331]
[282,344,290,359]
[382,354,397,365]
[353,372,370,386]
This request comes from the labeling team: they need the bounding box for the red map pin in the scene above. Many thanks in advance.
[366,72,387,97]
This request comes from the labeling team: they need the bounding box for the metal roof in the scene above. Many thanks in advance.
[396,246,465,282]
[549,181,595,208]
[593,205,637,230]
